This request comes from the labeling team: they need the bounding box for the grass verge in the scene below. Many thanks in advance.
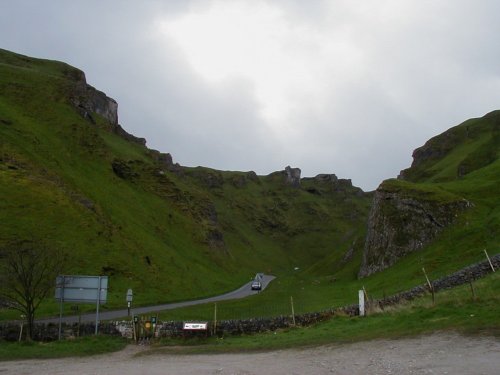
[0,336,127,361]
[144,272,499,355]
[1,274,497,360]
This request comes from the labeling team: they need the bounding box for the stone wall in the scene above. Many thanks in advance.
[375,253,499,309]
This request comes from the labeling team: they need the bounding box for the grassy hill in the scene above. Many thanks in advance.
[0,49,371,318]
[1,48,498,323]
[359,110,499,278]
[157,111,499,322]
[396,109,499,264]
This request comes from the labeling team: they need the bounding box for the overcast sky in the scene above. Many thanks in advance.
[1,0,499,190]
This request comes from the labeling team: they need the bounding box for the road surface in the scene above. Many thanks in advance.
[36,275,275,324]
[1,333,499,374]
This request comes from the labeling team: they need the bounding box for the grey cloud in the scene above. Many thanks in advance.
[1,0,500,191]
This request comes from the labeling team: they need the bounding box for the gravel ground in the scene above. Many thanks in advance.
[1,333,499,374]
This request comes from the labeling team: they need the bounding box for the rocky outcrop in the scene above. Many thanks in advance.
[83,84,118,125]
[112,124,146,146]
[266,166,301,187]
[305,173,364,195]
[111,159,138,180]
[206,229,225,249]
[191,169,224,189]
[68,69,118,125]
[149,150,182,173]
[358,180,472,278]
[284,166,301,187]
[68,69,145,146]
[229,171,259,188]
[399,110,500,181]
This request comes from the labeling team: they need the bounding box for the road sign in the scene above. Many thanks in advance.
[55,275,108,303]
[126,289,133,302]
[183,322,208,330]
[55,275,109,338]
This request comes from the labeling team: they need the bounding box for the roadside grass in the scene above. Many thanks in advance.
[146,272,499,354]
[145,247,497,322]
[0,336,127,361]
[0,258,497,361]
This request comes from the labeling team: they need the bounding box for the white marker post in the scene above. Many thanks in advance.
[359,290,365,317]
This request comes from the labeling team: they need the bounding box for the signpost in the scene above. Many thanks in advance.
[19,314,25,342]
[71,305,81,337]
[133,315,138,342]
[126,289,133,316]
[55,275,109,339]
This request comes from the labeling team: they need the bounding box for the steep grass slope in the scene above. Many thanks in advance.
[0,49,371,316]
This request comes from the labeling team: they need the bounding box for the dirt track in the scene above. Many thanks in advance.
[1,333,499,374]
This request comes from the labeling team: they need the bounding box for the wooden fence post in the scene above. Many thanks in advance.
[362,286,369,314]
[422,267,435,305]
[469,272,476,301]
[484,249,496,272]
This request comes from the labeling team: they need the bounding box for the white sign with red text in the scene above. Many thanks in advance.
[183,322,208,330]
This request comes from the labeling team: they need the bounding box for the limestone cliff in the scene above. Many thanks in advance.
[285,166,301,187]
[68,68,146,146]
[358,180,472,278]
[359,111,498,278]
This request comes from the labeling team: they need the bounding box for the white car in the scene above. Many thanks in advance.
[251,281,262,290]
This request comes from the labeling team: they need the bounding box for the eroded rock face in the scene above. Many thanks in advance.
[192,169,224,189]
[112,124,146,146]
[285,166,301,187]
[84,84,118,125]
[68,70,146,146]
[358,182,472,278]
[68,70,118,125]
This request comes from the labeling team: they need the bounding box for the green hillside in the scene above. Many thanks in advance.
[1,48,498,323]
[399,110,500,183]
[166,111,499,322]
[397,110,499,263]
[362,111,499,278]
[0,49,371,317]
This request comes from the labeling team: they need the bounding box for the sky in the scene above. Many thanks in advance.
[1,0,499,191]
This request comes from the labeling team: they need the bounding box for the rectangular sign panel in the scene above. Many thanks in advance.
[56,275,108,290]
[183,322,208,330]
[55,275,108,304]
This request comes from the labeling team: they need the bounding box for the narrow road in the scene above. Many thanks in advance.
[36,275,275,324]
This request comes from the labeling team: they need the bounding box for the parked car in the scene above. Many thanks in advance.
[251,281,262,290]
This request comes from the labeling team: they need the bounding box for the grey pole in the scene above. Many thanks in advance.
[58,276,65,340]
[95,276,101,335]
